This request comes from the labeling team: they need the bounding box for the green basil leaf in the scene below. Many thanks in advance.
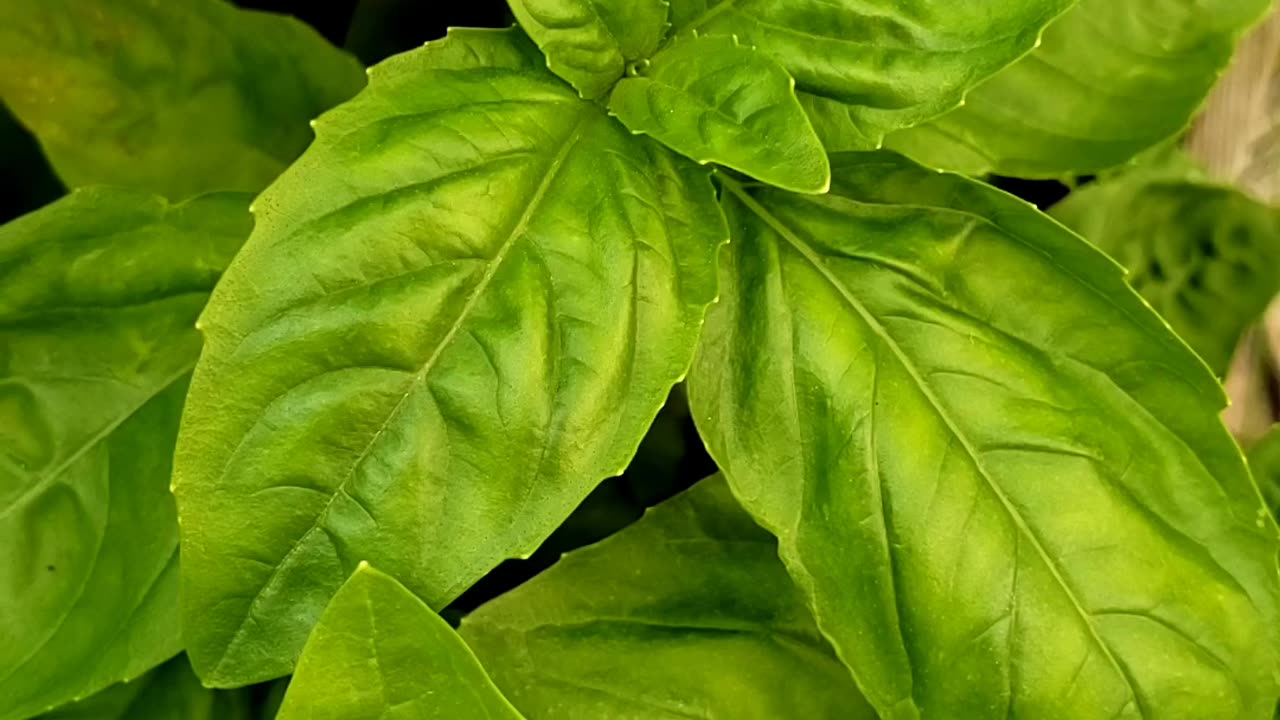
[688,153,1280,718]
[507,0,669,99]
[884,0,1271,176]
[277,563,524,720]
[1053,171,1280,375]
[36,656,251,720]
[1248,427,1280,520]
[0,0,365,199]
[666,0,1073,149]
[461,474,876,719]
[609,34,829,194]
[173,27,726,687]
[0,189,251,720]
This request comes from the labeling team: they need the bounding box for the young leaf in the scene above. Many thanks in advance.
[0,189,251,720]
[36,656,251,720]
[1053,171,1280,375]
[277,564,524,720]
[666,0,1073,149]
[609,34,829,194]
[507,0,669,99]
[461,475,877,719]
[688,153,1280,718]
[884,0,1271,176]
[0,0,365,200]
[173,27,726,687]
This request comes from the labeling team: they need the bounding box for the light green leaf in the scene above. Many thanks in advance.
[609,34,829,194]
[277,564,524,720]
[36,656,251,720]
[1248,426,1280,519]
[508,0,669,99]
[461,475,876,720]
[688,153,1280,719]
[0,0,365,199]
[1053,170,1280,375]
[0,189,251,720]
[884,0,1271,176]
[666,0,1073,149]
[173,27,726,687]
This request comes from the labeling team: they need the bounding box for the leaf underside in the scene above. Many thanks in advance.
[688,152,1280,719]
[173,27,726,687]
[0,189,251,720]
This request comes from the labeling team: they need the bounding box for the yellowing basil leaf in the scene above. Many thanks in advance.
[0,189,251,720]
[508,0,668,99]
[461,475,876,720]
[1053,172,1280,375]
[36,656,251,720]
[0,0,365,199]
[173,27,726,687]
[610,34,829,194]
[277,564,523,720]
[688,153,1280,718]
[667,0,1072,149]
[885,0,1271,176]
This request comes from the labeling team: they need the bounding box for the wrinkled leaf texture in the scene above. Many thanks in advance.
[885,0,1272,176]
[0,189,250,720]
[462,474,877,719]
[173,27,726,686]
[0,0,365,199]
[689,153,1280,719]
[278,563,523,720]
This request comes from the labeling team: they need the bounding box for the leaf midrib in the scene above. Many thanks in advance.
[207,104,599,680]
[719,177,1147,716]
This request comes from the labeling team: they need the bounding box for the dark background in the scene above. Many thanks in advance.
[0,0,1075,615]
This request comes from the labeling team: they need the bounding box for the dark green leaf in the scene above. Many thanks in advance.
[0,189,251,720]
[36,656,251,720]
[508,0,669,99]
[461,475,877,719]
[0,0,365,199]
[610,34,829,194]
[884,0,1271,176]
[688,153,1280,718]
[277,564,524,720]
[1052,167,1280,375]
[1248,427,1280,520]
[173,27,726,687]
[667,0,1072,149]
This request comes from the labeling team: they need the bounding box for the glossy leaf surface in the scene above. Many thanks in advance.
[0,0,365,199]
[688,153,1280,719]
[37,656,250,720]
[1053,172,1280,375]
[173,27,726,687]
[508,0,668,99]
[885,0,1271,176]
[0,189,251,720]
[462,475,876,719]
[667,0,1072,149]
[278,564,523,720]
[610,34,829,194]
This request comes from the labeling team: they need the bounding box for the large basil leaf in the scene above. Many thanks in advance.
[37,656,250,720]
[173,27,726,687]
[884,0,1271,176]
[461,475,876,719]
[277,564,524,720]
[688,153,1280,718]
[0,0,365,199]
[1053,171,1280,376]
[666,0,1073,149]
[0,189,251,720]
[609,34,829,194]
[508,0,668,99]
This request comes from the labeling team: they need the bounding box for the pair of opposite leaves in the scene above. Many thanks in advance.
[7,4,1280,717]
